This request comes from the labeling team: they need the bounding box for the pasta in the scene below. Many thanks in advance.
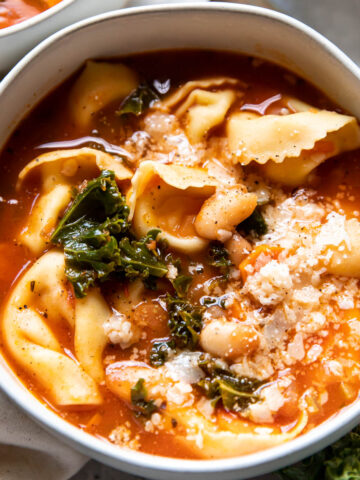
[228,111,360,186]
[1,50,360,460]
[69,61,139,128]
[18,147,132,254]
[129,161,219,252]
[162,78,244,143]
[2,251,102,405]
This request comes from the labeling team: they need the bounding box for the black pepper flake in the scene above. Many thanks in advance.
[30,280,35,292]
[171,418,178,428]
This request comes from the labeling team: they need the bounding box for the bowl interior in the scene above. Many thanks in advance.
[1,4,360,479]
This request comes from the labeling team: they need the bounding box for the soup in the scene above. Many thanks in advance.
[0,0,62,29]
[1,50,360,459]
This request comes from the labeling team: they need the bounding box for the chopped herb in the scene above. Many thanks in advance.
[277,425,360,480]
[171,274,192,297]
[197,354,263,412]
[117,229,168,280]
[167,295,203,350]
[51,170,168,297]
[130,378,157,418]
[208,241,232,278]
[238,206,267,237]
[149,339,176,367]
[117,83,159,117]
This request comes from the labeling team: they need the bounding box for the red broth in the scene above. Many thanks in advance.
[0,0,62,29]
[0,51,360,459]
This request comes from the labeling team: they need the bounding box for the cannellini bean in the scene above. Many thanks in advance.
[194,186,257,241]
[225,233,252,266]
[200,318,260,360]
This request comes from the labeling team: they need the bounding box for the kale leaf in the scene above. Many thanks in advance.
[171,274,193,297]
[118,229,168,280]
[51,170,167,297]
[277,426,360,480]
[208,241,232,278]
[238,206,268,237]
[117,83,159,117]
[197,355,263,412]
[278,452,326,480]
[167,295,204,350]
[149,339,176,367]
[130,378,157,418]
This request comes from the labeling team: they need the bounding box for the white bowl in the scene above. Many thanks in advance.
[0,0,128,74]
[1,3,360,479]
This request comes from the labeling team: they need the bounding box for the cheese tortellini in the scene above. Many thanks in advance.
[17,147,132,255]
[228,110,360,186]
[163,77,243,144]
[2,251,106,405]
[106,361,307,458]
[327,218,360,277]
[128,161,219,253]
[69,61,139,128]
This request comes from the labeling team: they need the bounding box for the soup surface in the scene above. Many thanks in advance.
[1,51,360,459]
[0,0,62,29]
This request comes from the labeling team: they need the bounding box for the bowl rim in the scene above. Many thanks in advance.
[1,2,360,476]
[0,0,76,38]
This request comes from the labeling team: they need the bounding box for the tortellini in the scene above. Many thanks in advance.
[327,218,360,277]
[69,61,139,128]
[2,251,106,406]
[75,289,110,383]
[163,77,243,144]
[128,161,219,253]
[17,147,132,255]
[106,361,307,458]
[228,110,360,186]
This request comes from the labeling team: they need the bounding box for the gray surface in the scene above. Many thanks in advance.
[71,0,360,479]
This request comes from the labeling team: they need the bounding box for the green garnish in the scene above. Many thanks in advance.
[167,294,204,350]
[117,83,159,116]
[197,355,263,412]
[149,339,176,367]
[171,274,193,297]
[51,170,167,297]
[130,378,157,418]
[277,426,360,480]
[208,241,232,278]
[238,206,268,237]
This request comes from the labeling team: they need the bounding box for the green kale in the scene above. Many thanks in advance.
[130,378,157,418]
[117,83,159,116]
[238,206,268,237]
[52,170,129,239]
[117,229,168,280]
[197,355,263,412]
[171,274,192,297]
[208,241,232,277]
[278,452,326,480]
[167,295,203,349]
[149,339,176,367]
[277,426,360,480]
[51,171,168,297]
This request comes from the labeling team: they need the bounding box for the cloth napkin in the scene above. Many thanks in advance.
[1,1,359,480]
[0,393,87,479]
